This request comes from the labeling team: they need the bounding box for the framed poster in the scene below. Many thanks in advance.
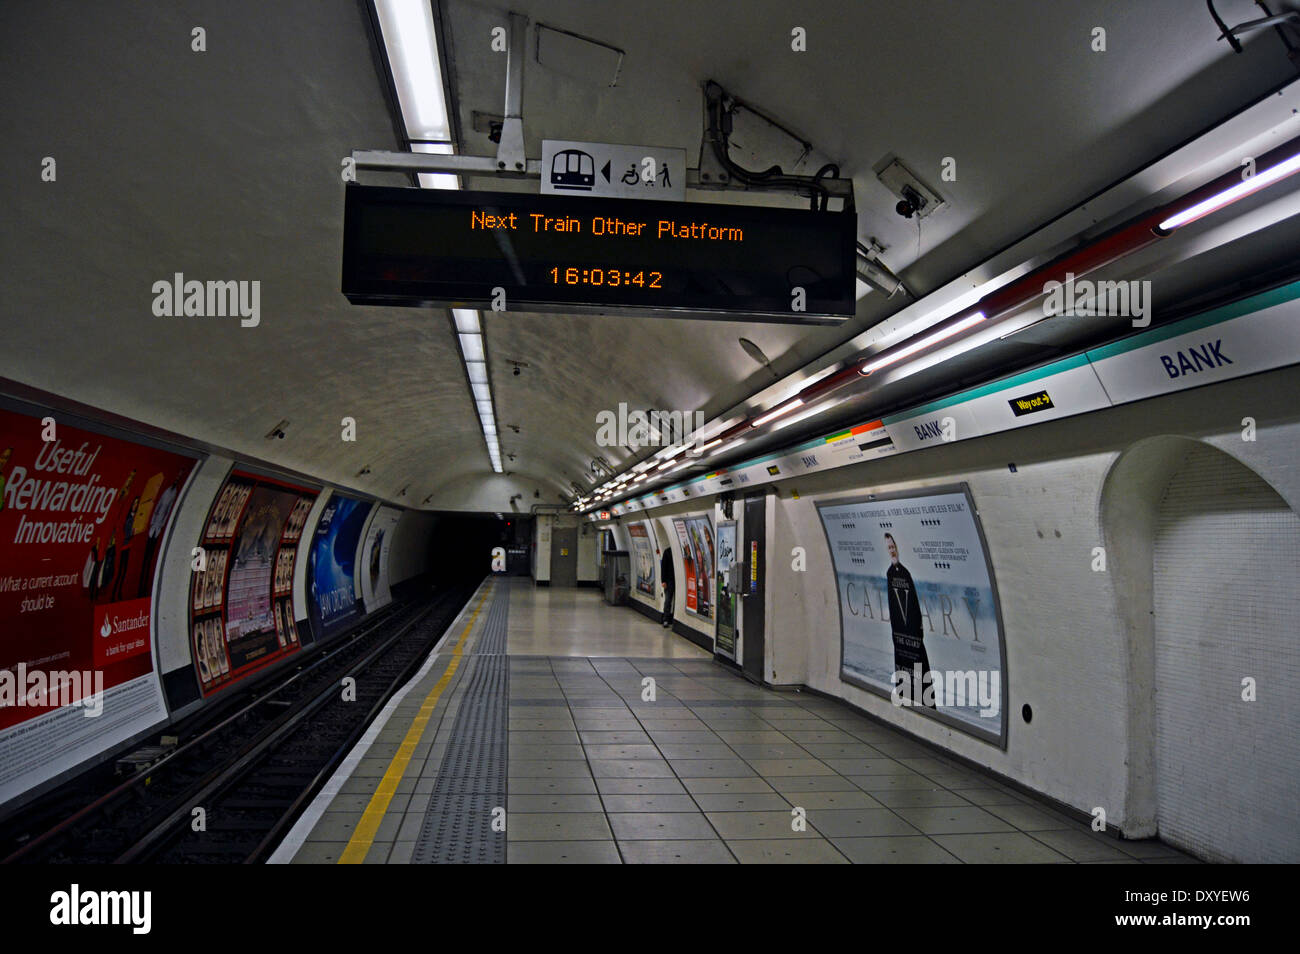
[816,484,1008,746]
[715,521,738,658]
[0,405,198,802]
[306,493,373,641]
[686,515,714,620]
[360,505,402,613]
[628,521,656,596]
[190,471,317,697]
[671,518,697,614]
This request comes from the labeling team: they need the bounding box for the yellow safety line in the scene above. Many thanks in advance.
[337,583,492,864]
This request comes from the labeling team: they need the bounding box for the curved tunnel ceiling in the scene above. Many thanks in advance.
[2,0,1295,511]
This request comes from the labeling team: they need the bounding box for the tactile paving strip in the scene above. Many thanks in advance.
[412,586,510,864]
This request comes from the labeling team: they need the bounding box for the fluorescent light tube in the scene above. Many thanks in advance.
[860,312,986,375]
[1159,152,1300,231]
[751,399,804,427]
[459,333,486,362]
[374,0,450,141]
[412,142,459,191]
[453,309,481,333]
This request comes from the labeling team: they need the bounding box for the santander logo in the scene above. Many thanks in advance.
[92,597,153,668]
[97,601,149,638]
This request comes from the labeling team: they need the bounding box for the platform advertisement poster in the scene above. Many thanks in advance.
[816,485,1007,746]
[0,407,198,803]
[686,515,714,620]
[190,471,317,698]
[307,493,374,641]
[715,521,738,658]
[360,505,402,614]
[671,518,697,614]
[628,520,655,596]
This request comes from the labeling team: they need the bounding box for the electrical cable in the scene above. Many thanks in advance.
[703,81,832,207]
[812,163,840,210]
[1208,0,1245,52]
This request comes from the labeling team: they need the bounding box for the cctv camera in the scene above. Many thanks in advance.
[895,184,926,220]
[275,429,286,439]
[512,366,521,376]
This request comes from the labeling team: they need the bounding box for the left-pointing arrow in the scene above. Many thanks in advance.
[601,160,611,183]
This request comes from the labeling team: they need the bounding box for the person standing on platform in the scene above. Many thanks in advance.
[660,546,676,629]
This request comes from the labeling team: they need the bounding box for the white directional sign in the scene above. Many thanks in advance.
[541,139,686,201]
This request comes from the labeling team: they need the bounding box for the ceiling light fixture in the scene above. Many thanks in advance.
[859,312,987,375]
[373,0,451,143]
[411,142,459,190]
[751,399,804,427]
[377,0,504,482]
[1157,149,1300,232]
[459,333,486,362]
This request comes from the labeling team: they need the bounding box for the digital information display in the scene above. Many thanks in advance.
[341,185,857,322]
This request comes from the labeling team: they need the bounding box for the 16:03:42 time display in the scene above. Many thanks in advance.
[549,266,662,289]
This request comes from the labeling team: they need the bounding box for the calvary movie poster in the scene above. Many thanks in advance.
[816,486,1006,743]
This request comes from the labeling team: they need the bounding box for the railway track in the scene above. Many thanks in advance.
[2,577,482,864]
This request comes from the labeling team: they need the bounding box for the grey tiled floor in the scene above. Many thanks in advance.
[503,655,1197,864]
[289,580,1197,864]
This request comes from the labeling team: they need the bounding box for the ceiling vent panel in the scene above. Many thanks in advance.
[535,23,624,87]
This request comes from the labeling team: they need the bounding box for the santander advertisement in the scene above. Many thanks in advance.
[0,408,196,802]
